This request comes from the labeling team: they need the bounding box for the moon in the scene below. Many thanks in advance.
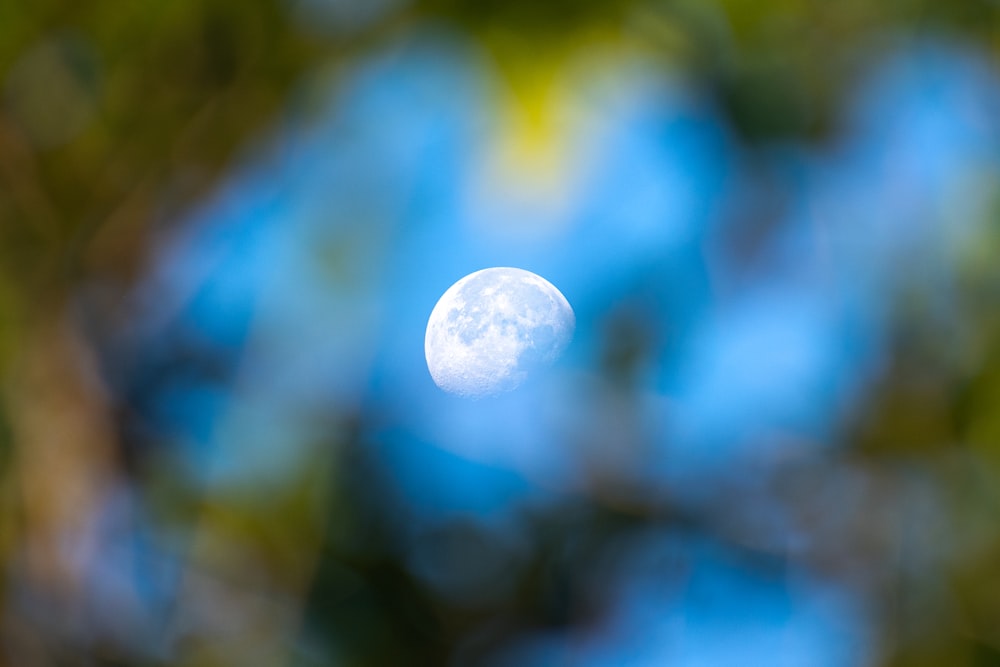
[425,267,575,398]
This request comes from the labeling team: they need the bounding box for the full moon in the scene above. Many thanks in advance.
[425,267,575,398]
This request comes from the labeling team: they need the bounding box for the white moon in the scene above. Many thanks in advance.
[425,267,575,398]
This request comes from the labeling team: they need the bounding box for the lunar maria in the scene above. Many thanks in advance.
[424,267,575,398]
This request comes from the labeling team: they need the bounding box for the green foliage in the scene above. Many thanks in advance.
[0,0,318,299]
[2,2,1000,666]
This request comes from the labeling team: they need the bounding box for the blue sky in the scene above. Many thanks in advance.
[124,28,1000,665]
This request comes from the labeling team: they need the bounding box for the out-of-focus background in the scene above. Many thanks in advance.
[2,1,1000,665]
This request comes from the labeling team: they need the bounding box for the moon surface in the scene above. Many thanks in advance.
[425,267,575,398]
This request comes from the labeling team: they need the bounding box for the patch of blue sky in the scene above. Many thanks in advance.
[138,184,280,352]
[571,73,731,258]
[822,40,1000,294]
[143,379,229,468]
[667,287,858,448]
[652,39,1000,495]
[292,33,490,217]
[459,65,731,322]
[490,535,874,667]
[136,32,513,491]
[648,292,859,505]
[370,427,538,525]
[61,483,181,661]
[373,48,733,490]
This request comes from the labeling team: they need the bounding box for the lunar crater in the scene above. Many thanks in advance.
[425,267,575,398]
